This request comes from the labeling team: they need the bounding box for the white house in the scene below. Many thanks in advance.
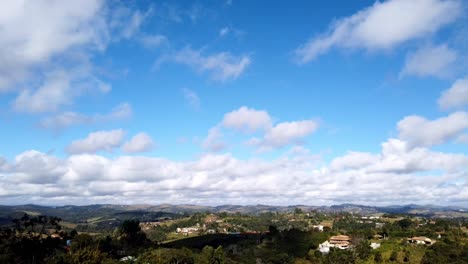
[312,225,324,232]
[407,236,435,245]
[370,242,381,249]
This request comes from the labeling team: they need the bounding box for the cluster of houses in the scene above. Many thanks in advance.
[176,227,200,235]
[140,221,162,231]
[318,234,435,254]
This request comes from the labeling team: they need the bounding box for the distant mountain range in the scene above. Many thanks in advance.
[0,203,466,226]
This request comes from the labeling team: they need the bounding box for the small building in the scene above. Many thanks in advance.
[370,242,381,249]
[407,236,435,245]
[120,256,136,262]
[329,235,351,249]
[312,225,324,232]
[373,234,383,240]
[318,235,351,254]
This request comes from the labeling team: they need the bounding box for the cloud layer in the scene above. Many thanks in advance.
[1,136,466,206]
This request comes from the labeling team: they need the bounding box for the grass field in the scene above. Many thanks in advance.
[358,239,427,264]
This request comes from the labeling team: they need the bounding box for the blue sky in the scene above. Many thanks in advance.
[0,0,467,206]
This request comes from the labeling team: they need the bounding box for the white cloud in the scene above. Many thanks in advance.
[222,106,272,133]
[202,127,226,152]
[156,3,205,24]
[67,129,126,154]
[218,26,244,39]
[202,107,318,152]
[1,138,467,206]
[13,70,72,112]
[219,27,230,37]
[250,120,319,152]
[295,0,462,63]
[0,0,108,91]
[139,34,168,48]
[0,1,148,113]
[438,77,468,110]
[122,133,155,153]
[329,138,468,176]
[9,150,67,184]
[12,67,111,113]
[109,5,152,40]
[39,103,132,131]
[182,88,200,110]
[166,47,251,81]
[121,10,147,39]
[457,134,468,144]
[397,112,468,147]
[330,151,379,171]
[400,44,457,78]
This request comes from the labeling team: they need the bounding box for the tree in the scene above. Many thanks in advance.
[119,220,141,237]
[72,234,94,250]
[295,208,304,215]
[403,250,410,262]
[397,219,413,230]
[389,250,398,262]
[213,246,225,264]
[118,220,149,256]
[355,240,371,260]
[324,248,356,264]
[374,252,383,263]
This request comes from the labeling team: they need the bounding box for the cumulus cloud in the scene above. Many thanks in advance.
[202,127,226,152]
[1,138,467,206]
[397,112,468,147]
[9,150,67,184]
[39,103,132,131]
[0,1,148,113]
[122,133,155,153]
[295,0,462,63]
[330,151,379,171]
[438,77,468,110]
[0,0,108,95]
[202,106,318,152]
[67,129,126,154]
[161,47,251,81]
[400,44,457,78]
[250,120,319,152]
[222,106,272,133]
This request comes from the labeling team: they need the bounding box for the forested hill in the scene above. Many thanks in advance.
[1,203,466,225]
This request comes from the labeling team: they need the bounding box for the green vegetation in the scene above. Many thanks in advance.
[0,208,467,263]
